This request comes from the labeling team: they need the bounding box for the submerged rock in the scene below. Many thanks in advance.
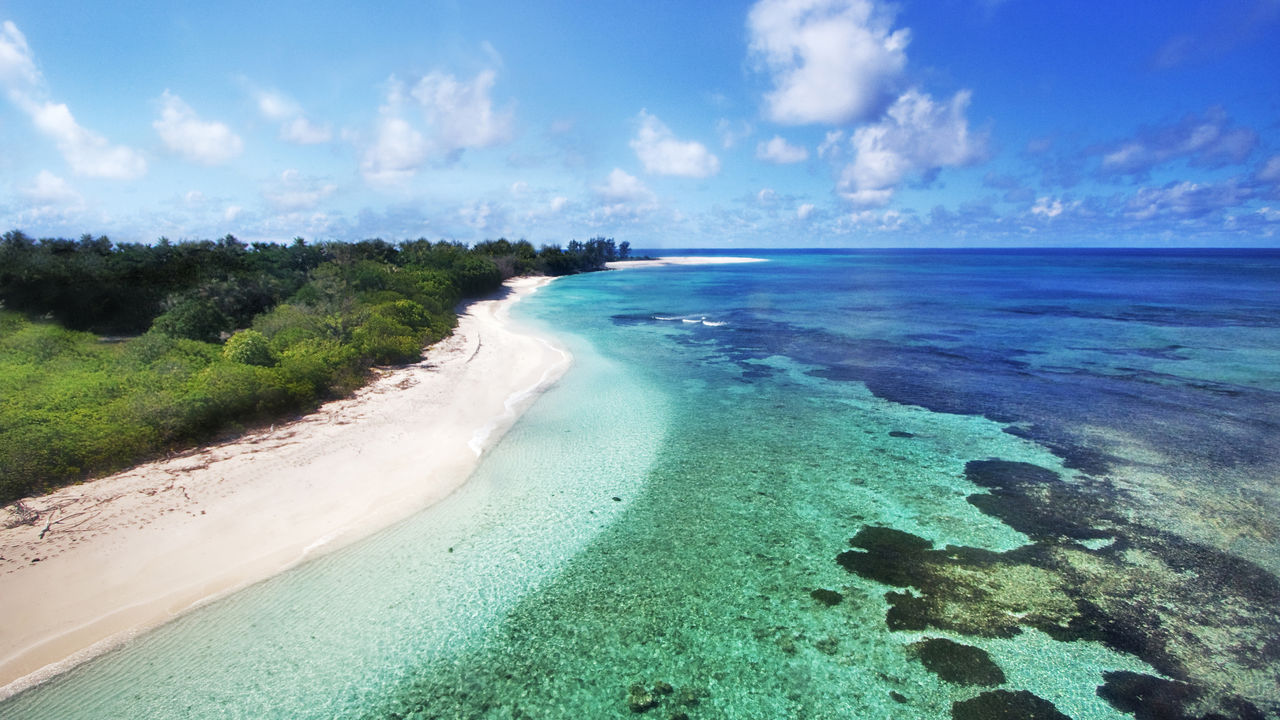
[627,684,658,713]
[909,637,1006,686]
[809,587,843,606]
[951,689,1071,720]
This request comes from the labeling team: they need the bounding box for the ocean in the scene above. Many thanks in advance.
[3,249,1278,719]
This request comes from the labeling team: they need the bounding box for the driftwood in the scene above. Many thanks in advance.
[4,499,39,529]
[3,495,120,539]
[36,498,105,539]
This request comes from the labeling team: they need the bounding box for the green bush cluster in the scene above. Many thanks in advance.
[0,232,627,504]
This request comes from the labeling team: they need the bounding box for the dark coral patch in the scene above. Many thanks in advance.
[909,638,1006,686]
[1096,671,1267,720]
[835,459,1280,718]
[951,689,1071,720]
[888,430,916,438]
[810,588,843,606]
[836,526,933,588]
[964,460,1116,542]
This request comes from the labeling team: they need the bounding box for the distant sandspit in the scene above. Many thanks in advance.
[0,276,569,698]
[605,256,767,269]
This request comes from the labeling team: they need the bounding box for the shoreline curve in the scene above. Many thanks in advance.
[0,275,569,699]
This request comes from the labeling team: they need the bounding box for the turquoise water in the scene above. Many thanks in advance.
[3,250,1278,718]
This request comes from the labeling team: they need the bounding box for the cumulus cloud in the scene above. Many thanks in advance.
[27,101,148,178]
[1030,196,1069,218]
[255,89,331,144]
[1,21,146,179]
[630,111,720,178]
[362,90,431,185]
[594,168,658,220]
[757,135,809,163]
[362,69,514,184]
[21,169,82,206]
[597,168,655,203]
[1098,108,1257,177]
[835,89,985,206]
[154,91,243,165]
[797,202,816,220]
[264,169,337,211]
[748,0,909,125]
[411,70,514,156]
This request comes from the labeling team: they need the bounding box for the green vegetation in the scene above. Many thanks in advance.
[0,230,629,504]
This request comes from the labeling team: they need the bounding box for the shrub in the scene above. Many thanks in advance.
[223,329,274,366]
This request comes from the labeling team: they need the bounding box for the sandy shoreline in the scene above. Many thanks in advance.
[0,276,569,698]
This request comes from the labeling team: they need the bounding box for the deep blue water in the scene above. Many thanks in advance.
[3,249,1278,719]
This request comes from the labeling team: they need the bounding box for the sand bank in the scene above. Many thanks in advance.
[605,256,767,269]
[0,276,568,697]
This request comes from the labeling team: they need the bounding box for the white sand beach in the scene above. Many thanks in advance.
[0,276,569,697]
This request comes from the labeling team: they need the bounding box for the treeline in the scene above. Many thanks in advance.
[0,231,629,504]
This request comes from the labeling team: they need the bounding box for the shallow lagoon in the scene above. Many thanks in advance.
[4,250,1278,719]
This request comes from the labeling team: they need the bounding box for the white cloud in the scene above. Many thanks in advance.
[27,101,148,178]
[597,168,655,203]
[361,80,428,185]
[836,89,984,206]
[594,168,659,220]
[252,89,331,144]
[281,115,332,145]
[362,101,430,185]
[1031,196,1065,218]
[630,110,720,178]
[22,169,82,206]
[550,196,569,212]
[1124,180,1251,221]
[756,135,810,163]
[1,21,146,180]
[0,21,40,88]
[224,205,243,222]
[255,90,296,120]
[757,188,778,204]
[154,91,243,165]
[410,69,514,156]
[817,130,845,159]
[264,169,337,211]
[842,208,905,230]
[748,0,909,125]
[362,69,513,185]
[797,202,816,220]
[1098,108,1257,176]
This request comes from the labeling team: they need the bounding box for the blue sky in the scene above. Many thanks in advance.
[2,0,1278,247]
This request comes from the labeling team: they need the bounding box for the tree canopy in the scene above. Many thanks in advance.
[0,230,629,504]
